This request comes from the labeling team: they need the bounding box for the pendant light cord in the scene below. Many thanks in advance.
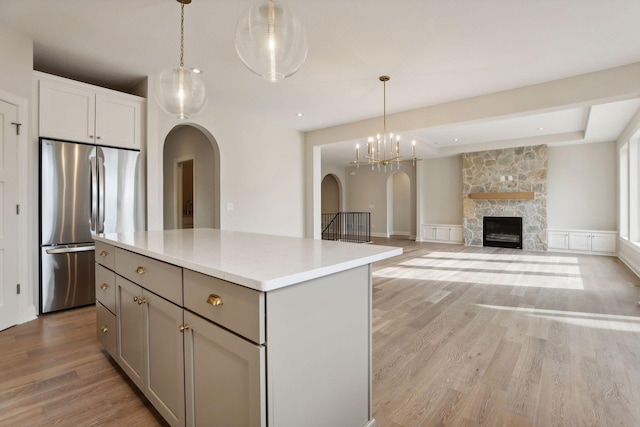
[180,2,185,67]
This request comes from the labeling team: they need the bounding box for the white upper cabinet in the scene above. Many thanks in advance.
[37,73,145,149]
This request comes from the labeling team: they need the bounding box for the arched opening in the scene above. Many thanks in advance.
[163,125,220,230]
[321,174,341,213]
[387,171,411,238]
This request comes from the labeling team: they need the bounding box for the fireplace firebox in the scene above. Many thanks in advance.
[483,216,523,249]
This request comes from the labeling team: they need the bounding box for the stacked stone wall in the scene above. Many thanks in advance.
[462,145,547,251]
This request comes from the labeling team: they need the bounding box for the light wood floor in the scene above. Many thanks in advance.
[1,239,640,426]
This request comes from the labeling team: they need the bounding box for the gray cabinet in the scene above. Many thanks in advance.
[184,311,265,427]
[115,274,185,427]
[96,237,378,427]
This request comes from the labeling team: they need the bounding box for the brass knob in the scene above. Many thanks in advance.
[179,324,190,332]
[133,296,139,302]
[136,266,146,274]
[100,283,109,290]
[207,294,223,306]
[137,298,145,305]
[100,250,108,257]
[100,325,108,333]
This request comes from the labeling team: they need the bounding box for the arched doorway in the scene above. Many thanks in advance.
[387,171,411,238]
[321,174,341,213]
[163,125,220,230]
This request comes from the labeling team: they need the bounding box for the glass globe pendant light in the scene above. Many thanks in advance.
[155,0,207,119]
[235,0,308,82]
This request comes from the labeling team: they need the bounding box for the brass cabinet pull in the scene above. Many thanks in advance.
[100,325,108,333]
[133,296,139,303]
[100,250,108,257]
[179,324,190,332]
[136,266,146,274]
[138,298,145,305]
[100,283,109,290]
[207,294,223,306]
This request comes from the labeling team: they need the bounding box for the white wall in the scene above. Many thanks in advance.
[147,84,306,238]
[0,23,36,323]
[547,142,617,230]
[420,156,463,225]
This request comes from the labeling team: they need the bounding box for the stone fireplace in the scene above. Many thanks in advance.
[462,145,547,251]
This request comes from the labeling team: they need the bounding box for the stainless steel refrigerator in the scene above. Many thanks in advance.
[39,138,145,313]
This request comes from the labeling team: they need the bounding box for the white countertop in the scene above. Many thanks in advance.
[95,229,402,292]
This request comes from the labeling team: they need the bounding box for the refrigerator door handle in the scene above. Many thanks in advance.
[90,157,98,232]
[46,245,96,255]
[98,156,105,233]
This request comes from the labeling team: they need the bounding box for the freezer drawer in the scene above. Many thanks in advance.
[40,244,96,313]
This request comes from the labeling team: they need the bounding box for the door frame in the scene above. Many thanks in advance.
[0,88,35,325]
[173,155,196,229]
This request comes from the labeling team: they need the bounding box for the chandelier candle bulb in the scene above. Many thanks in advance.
[356,144,360,160]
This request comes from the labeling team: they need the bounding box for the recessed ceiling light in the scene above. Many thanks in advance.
[538,127,544,130]
[191,68,203,74]
[296,112,304,117]
[454,138,459,142]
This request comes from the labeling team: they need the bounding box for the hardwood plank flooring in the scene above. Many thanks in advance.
[1,239,640,426]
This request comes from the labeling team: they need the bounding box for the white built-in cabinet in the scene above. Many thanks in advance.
[547,229,617,255]
[35,72,144,149]
[421,224,463,244]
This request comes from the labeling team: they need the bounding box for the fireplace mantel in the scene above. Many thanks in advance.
[468,192,534,200]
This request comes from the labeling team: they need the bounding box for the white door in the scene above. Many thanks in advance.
[0,100,19,331]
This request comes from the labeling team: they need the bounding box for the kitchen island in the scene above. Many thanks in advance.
[94,228,401,427]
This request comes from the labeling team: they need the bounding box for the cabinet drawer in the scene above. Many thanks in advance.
[96,264,116,313]
[95,241,115,270]
[184,269,265,344]
[96,301,117,360]
[115,248,182,305]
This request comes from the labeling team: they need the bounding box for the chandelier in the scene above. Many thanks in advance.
[155,0,208,120]
[235,0,308,82]
[352,76,418,171]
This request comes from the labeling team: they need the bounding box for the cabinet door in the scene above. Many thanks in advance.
[568,232,591,251]
[590,233,616,253]
[39,79,95,143]
[547,231,569,250]
[449,227,463,243]
[184,311,266,427]
[435,226,450,241]
[95,94,143,149]
[116,276,144,389]
[422,225,437,241]
[145,291,185,427]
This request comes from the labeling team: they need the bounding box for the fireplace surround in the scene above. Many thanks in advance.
[483,216,523,249]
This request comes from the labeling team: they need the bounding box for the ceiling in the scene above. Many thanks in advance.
[2,0,640,166]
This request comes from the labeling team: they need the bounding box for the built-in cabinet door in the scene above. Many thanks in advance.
[568,232,591,251]
[145,291,185,427]
[95,93,142,149]
[449,227,463,242]
[422,226,437,240]
[39,79,95,143]
[184,311,266,427]
[116,275,144,389]
[547,231,569,250]
[590,233,616,253]
[435,226,450,241]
